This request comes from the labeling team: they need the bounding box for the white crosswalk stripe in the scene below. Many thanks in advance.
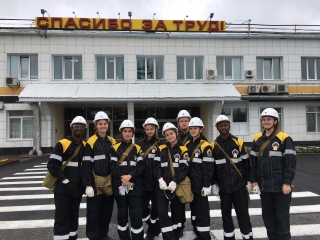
[0,162,319,239]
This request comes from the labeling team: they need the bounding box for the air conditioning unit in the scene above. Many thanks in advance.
[245,70,255,78]
[6,77,19,88]
[276,84,288,94]
[206,69,216,79]
[248,85,261,94]
[260,85,276,93]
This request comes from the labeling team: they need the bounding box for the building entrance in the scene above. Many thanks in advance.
[63,104,200,141]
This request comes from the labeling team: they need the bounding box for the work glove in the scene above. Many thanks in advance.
[85,186,95,197]
[158,178,168,190]
[212,184,219,196]
[62,178,69,184]
[252,185,261,195]
[168,181,177,193]
[201,186,212,197]
[246,181,253,194]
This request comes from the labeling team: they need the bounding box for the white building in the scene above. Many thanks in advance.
[0,18,319,154]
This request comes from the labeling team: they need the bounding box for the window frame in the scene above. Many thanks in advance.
[216,56,243,80]
[256,57,282,80]
[136,56,164,80]
[177,56,204,80]
[221,104,249,135]
[301,57,320,80]
[96,55,124,80]
[8,110,33,140]
[53,55,83,80]
[8,54,38,80]
[306,106,320,133]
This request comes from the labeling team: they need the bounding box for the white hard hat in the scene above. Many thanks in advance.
[70,116,88,128]
[142,117,159,128]
[176,110,191,121]
[162,122,178,136]
[215,115,230,126]
[188,117,204,128]
[119,119,135,131]
[94,111,110,123]
[261,108,279,120]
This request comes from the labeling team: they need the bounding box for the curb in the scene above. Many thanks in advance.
[0,160,19,168]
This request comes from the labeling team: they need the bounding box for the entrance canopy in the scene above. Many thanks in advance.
[19,83,241,102]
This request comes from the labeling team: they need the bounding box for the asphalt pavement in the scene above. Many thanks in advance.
[0,154,319,239]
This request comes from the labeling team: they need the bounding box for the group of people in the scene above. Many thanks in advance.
[47,107,297,240]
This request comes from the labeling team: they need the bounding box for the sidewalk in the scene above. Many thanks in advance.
[0,153,50,168]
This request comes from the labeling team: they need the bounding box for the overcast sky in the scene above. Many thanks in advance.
[1,0,319,27]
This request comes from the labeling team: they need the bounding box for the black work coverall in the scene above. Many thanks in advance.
[137,136,161,238]
[251,129,297,240]
[82,133,116,240]
[211,134,252,240]
[153,143,189,240]
[110,140,145,240]
[48,137,85,240]
[185,136,214,240]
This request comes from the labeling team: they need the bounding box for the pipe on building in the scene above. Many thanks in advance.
[241,95,320,101]
[28,103,43,156]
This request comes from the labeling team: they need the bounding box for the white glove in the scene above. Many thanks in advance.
[201,186,212,197]
[246,181,253,193]
[62,179,69,184]
[212,184,219,196]
[252,185,261,195]
[158,178,168,190]
[168,181,177,193]
[86,186,95,197]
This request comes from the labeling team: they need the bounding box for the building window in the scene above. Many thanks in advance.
[8,55,38,79]
[137,56,164,80]
[301,58,320,80]
[221,107,248,135]
[306,106,320,132]
[177,56,203,80]
[259,107,282,131]
[217,56,242,80]
[53,56,82,80]
[8,110,33,139]
[257,57,282,80]
[96,56,124,80]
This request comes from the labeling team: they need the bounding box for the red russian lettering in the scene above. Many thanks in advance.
[207,21,219,32]
[108,19,118,29]
[155,20,167,31]
[37,17,49,27]
[121,19,132,29]
[186,21,195,31]
[173,20,183,30]
[79,18,90,28]
[51,17,62,28]
[142,20,152,30]
[64,18,78,28]
[93,19,105,29]
[197,21,207,31]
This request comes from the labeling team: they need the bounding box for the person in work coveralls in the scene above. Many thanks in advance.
[210,115,253,240]
[176,109,191,236]
[153,122,189,240]
[136,117,162,240]
[250,108,297,240]
[82,111,117,240]
[47,116,87,240]
[110,119,145,240]
[184,117,214,240]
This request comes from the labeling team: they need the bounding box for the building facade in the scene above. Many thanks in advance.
[0,24,320,154]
